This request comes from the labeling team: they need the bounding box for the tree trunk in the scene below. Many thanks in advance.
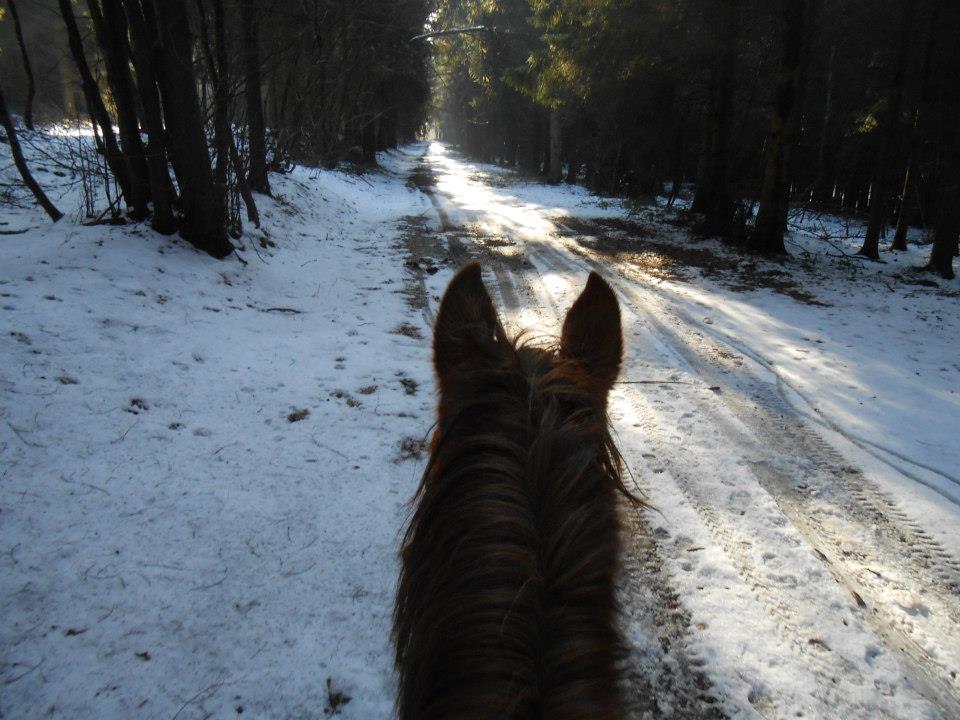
[120,0,176,234]
[229,139,260,228]
[0,81,62,221]
[927,154,958,279]
[518,110,540,174]
[86,0,151,220]
[692,0,741,237]
[214,0,231,226]
[361,118,377,165]
[859,0,916,259]
[539,111,550,177]
[813,40,836,204]
[547,108,562,184]
[377,109,396,150]
[663,5,688,205]
[58,0,132,203]
[892,3,939,251]
[240,0,270,194]
[7,0,36,130]
[566,137,579,184]
[891,111,919,251]
[668,162,683,207]
[195,0,231,217]
[751,0,818,256]
[151,0,231,259]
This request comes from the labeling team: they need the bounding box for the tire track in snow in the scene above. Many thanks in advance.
[530,236,960,719]
[513,243,731,720]
[529,244,899,718]
[402,163,722,720]
[518,237,937,718]
[559,238,960,587]
[406,147,958,717]
[542,230,960,598]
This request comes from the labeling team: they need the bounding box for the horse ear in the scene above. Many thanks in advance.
[434,262,503,382]
[560,272,622,391]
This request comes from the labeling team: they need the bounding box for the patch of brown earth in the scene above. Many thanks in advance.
[561,216,830,306]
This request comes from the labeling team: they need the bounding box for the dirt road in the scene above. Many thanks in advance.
[401,144,960,720]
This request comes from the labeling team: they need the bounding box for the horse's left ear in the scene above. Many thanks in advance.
[433,262,504,384]
[560,272,622,391]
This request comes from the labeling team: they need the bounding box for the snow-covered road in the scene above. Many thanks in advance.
[2,137,958,719]
[402,143,960,719]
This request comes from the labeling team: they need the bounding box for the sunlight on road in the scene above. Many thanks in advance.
[540,271,573,300]
[419,142,960,529]
[427,142,564,241]
[673,277,960,494]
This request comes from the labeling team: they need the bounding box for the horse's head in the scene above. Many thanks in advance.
[396,262,629,720]
[432,262,623,429]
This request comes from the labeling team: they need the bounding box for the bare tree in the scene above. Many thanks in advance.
[86,0,151,220]
[547,109,562,184]
[6,0,36,130]
[892,0,939,252]
[151,0,232,258]
[58,0,132,203]
[0,81,62,221]
[119,0,177,234]
[241,0,270,194]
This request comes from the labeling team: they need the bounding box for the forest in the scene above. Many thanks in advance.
[429,0,960,276]
[1,2,959,719]
[1,0,958,275]
[1,0,432,256]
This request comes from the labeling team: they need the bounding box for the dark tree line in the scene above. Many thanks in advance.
[431,0,960,278]
[259,1,431,169]
[1,0,432,259]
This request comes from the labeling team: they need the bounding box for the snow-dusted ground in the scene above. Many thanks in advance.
[2,136,959,719]
[2,135,437,717]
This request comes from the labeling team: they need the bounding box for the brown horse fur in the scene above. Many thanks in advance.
[394,263,633,720]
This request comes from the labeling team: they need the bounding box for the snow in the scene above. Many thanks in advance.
[2,135,959,719]
[2,137,435,717]
[623,207,960,545]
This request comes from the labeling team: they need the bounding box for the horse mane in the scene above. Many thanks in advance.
[394,326,633,720]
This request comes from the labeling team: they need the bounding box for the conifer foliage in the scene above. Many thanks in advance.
[429,0,960,276]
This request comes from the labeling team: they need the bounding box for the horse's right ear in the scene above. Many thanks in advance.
[560,271,622,392]
[433,263,503,382]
